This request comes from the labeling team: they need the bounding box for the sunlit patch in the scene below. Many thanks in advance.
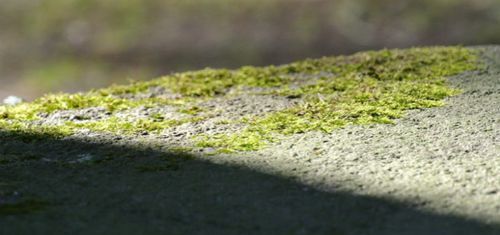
[0,47,482,153]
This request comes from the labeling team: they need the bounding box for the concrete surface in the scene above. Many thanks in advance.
[0,46,498,235]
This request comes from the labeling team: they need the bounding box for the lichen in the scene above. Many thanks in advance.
[0,46,481,153]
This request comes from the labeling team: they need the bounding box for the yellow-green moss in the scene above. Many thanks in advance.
[0,119,74,139]
[65,116,204,135]
[177,105,206,115]
[192,47,479,152]
[0,46,481,152]
[0,93,190,122]
[195,129,275,153]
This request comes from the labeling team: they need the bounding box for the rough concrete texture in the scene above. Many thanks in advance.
[0,46,499,235]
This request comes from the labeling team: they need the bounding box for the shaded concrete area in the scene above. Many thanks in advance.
[0,131,499,235]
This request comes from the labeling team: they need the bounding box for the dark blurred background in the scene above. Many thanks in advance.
[1,0,499,100]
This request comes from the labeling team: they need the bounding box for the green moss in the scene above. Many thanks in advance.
[0,46,481,153]
[149,66,290,97]
[195,130,272,153]
[177,105,205,115]
[0,94,196,139]
[0,119,75,140]
[0,90,193,125]
[1,93,121,120]
[65,116,205,135]
[192,47,479,152]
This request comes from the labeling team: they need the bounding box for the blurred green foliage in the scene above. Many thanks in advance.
[0,0,499,99]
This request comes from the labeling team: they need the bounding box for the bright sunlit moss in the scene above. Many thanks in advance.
[195,129,275,153]
[191,47,479,152]
[66,116,205,135]
[0,46,481,152]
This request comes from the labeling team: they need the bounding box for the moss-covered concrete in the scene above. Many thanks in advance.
[0,46,481,153]
[0,46,499,235]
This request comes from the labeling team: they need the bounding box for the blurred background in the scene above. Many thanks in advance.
[1,0,499,100]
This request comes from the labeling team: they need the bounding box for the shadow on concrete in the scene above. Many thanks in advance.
[0,130,498,235]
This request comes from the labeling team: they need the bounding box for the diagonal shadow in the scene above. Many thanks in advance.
[0,130,498,235]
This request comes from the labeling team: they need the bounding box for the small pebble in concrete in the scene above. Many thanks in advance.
[2,96,24,106]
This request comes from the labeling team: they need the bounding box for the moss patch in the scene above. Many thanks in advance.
[196,129,275,153]
[0,46,481,153]
[65,116,205,135]
[191,47,479,152]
